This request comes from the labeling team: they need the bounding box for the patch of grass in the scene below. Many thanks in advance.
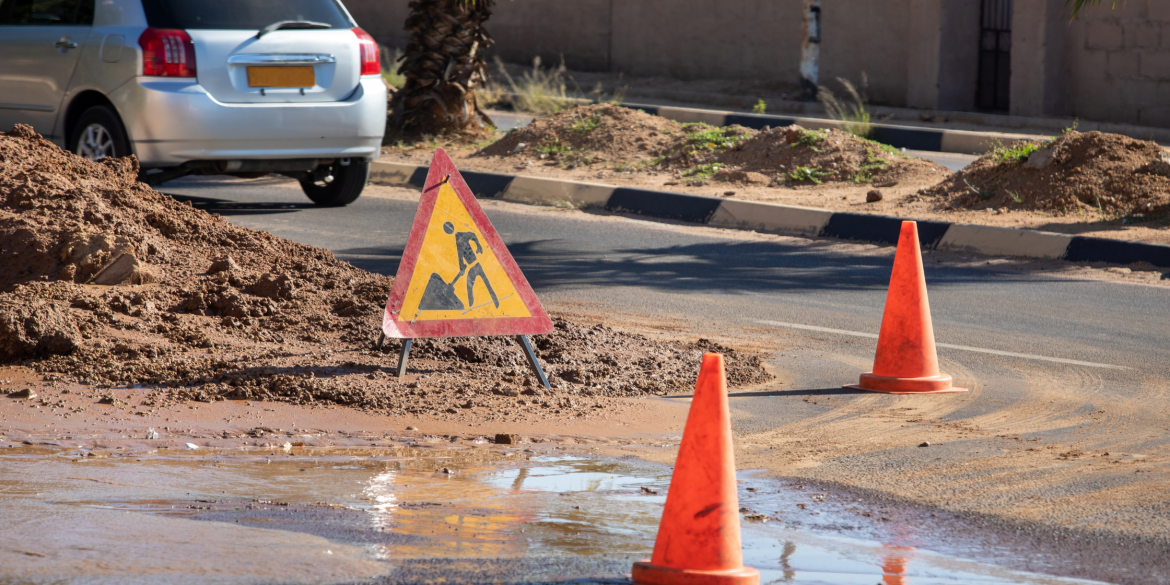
[681,124,749,152]
[551,199,588,210]
[857,137,906,158]
[534,137,571,157]
[1008,190,1024,204]
[990,141,1044,164]
[786,165,831,184]
[570,112,601,134]
[380,46,406,89]
[493,56,571,115]
[818,75,873,139]
[794,129,829,152]
[683,163,725,181]
[752,99,767,114]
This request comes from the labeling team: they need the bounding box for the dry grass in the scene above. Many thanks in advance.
[818,75,873,139]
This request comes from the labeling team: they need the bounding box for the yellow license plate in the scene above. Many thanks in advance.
[246,66,315,88]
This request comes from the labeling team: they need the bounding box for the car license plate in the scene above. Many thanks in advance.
[246,66,315,88]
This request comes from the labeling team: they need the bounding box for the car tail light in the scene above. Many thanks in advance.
[353,27,380,76]
[138,28,196,77]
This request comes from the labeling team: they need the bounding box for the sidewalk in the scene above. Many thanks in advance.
[490,61,1170,148]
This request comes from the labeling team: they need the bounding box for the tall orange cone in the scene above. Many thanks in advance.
[847,221,967,394]
[632,354,759,585]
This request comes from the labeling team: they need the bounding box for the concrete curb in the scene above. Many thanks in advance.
[620,103,1041,155]
[369,161,1170,269]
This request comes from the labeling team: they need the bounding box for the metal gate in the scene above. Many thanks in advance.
[976,0,1012,111]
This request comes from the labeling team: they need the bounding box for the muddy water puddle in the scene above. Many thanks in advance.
[0,444,1104,584]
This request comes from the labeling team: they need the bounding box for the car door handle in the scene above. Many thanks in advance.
[55,40,79,50]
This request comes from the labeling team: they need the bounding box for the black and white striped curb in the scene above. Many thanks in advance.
[370,162,1170,269]
[619,103,1042,155]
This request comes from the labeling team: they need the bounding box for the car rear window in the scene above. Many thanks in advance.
[141,0,351,30]
[0,0,94,25]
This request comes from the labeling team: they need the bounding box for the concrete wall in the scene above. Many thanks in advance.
[610,0,803,81]
[818,0,910,106]
[343,0,1170,128]
[1057,0,1170,126]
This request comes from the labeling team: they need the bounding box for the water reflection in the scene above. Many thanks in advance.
[0,444,1109,585]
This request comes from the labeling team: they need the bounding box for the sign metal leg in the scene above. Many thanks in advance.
[376,331,386,352]
[516,335,550,390]
[397,338,413,378]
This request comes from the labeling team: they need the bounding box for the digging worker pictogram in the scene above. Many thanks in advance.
[417,220,500,311]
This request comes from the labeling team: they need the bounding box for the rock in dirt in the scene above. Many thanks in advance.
[90,253,156,285]
[0,299,80,359]
[495,433,521,445]
[7,388,35,398]
[252,273,296,300]
[919,441,931,447]
[866,189,884,202]
[208,255,241,274]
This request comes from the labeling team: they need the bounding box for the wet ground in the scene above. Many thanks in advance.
[0,440,1115,584]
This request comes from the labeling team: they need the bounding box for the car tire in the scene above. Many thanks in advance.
[69,106,131,161]
[299,159,368,207]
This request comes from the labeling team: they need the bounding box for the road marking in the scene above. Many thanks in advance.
[754,320,1129,370]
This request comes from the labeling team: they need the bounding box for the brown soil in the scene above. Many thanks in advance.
[924,131,1170,218]
[481,104,688,167]
[475,105,946,190]
[704,125,949,187]
[0,124,771,422]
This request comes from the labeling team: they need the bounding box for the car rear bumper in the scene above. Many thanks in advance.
[110,77,387,168]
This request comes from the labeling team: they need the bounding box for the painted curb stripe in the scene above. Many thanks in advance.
[606,187,723,224]
[819,213,951,248]
[1064,236,1170,267]
[368,162,1170,268]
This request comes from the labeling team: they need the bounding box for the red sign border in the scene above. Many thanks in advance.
[381,148,554,338]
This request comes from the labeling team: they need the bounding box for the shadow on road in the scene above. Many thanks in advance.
[163,193,313,215]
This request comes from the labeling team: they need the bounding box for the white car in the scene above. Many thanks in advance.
[0,0,387,206]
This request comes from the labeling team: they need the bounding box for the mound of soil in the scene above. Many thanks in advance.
[481,104,685,167]
[699,126,950,187]
[922,131,1170,217]
[0,124,771,421]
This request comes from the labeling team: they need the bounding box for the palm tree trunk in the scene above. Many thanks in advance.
[388,0,495,137]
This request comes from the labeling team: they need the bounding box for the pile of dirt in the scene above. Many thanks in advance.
[692,125,950,187]
[481,104,689,167]
[921,131,1170,217]
[0,124,771,420]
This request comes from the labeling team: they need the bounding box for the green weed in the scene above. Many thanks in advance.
[679,123,748,152]
[1009,191,1024,204]
[818,75,873,138]
[858,137,906,158]
[752,99,767,114]
[492,56,571,115]
[683,163,725,181]
[380,46,406,89]
[991,140,1043,164]
[794,129,829,152]
[786,165,831,184]
[535,138,571,157]
[570,112,601,134]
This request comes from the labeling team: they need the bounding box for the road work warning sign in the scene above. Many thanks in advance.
[381,148,553,339]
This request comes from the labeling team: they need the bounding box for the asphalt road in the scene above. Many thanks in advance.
[160,176,1170,406]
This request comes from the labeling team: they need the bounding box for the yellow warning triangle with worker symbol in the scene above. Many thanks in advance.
[381,149,554,338]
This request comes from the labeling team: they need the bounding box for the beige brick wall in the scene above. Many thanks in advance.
[343,0,1170,128]
[1065,1,1170,126]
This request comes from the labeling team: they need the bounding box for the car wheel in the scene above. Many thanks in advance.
[70,106,130,161]
[299,158,368,207]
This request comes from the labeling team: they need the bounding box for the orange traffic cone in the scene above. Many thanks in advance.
[632,353,759,585]
[846,221,967,394]
[881,545,915,585]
